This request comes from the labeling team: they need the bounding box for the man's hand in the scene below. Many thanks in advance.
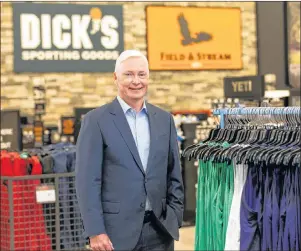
[90,234,114,251]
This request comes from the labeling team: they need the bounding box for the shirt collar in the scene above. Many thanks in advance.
[117,96,148,114]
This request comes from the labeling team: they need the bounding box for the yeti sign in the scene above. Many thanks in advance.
[13,3,124,72]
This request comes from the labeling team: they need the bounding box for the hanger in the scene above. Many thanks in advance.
[266,147,287,165]
[284,129,297,146]
[234,113,264,163]
[182,143,201,158]
[292,130,300,147]
[225,112,254,163]
[259,120,288,162]
[191,107,300,166]
[217,142,239,163]
[190,143,208,160]
[259,109,300,164]
[278,130,293,146]
[198,142,220,160]
[205,112,238,161]
[267,133,294,164]
[292,152,301,167]
[280,148,300,166]
[202,127,220,143]
[182,120,222,159]
[258,127,272,144]
[203,145,222,162]
[196,144,212,160]
[236,114,253,144]
[212,128,225,143]
[222,118,248,162]
[243,133,272,164]
[276,109,298,147]
[285,118,300,146]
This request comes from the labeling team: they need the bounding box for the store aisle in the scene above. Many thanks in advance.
[175,226,195,250]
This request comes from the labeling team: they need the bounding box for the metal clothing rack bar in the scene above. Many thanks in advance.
[213,107,301,129]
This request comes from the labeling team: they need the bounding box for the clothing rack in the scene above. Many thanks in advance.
[182,106,300,251]
[0,143,87,251]
[213,106,301,129]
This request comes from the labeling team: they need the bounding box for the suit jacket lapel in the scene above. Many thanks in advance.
[109,98,145,175]
[146,103,157,174]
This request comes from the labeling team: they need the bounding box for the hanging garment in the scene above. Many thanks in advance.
[34,143,87,250]
[0,151,14,250]
[66,148,87,248]
[282,166,299,251]
[239,160,300,251]
[1,143,88,251]
[224,159,248,250]
[194,142,234,251]
[0,151,51,251]
[271,166,281,251]
[183,112,300,251]
[52,150,74,250]
[27,156,53,251]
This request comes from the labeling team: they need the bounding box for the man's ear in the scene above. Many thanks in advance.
[113,72,119,88]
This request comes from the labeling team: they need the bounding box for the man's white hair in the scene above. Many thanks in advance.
[114,50,148,73]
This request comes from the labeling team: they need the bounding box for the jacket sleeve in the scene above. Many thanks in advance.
[75,112,106,238]
[167,113,185,227]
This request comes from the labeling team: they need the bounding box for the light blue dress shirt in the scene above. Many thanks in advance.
[117,96,151,211]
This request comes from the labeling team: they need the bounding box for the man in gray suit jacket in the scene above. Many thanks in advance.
[75,50,184,251]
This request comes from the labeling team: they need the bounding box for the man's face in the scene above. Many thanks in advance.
[114,56,149,102]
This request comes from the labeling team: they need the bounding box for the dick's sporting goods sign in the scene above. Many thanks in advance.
[13,3,124,72]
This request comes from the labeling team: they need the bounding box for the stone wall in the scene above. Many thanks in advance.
[1,1,257,125]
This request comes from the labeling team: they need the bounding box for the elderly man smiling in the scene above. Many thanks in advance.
[75,50,184,251]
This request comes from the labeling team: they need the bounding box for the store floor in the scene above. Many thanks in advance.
[174,226,195,250]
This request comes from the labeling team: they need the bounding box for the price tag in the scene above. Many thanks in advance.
[36,184,56,203]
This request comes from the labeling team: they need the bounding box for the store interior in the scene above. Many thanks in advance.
[1,1,300,250]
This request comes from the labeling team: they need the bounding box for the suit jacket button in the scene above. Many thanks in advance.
[140,203,145,208]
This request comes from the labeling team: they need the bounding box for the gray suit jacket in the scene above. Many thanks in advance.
[75,98,184,250]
